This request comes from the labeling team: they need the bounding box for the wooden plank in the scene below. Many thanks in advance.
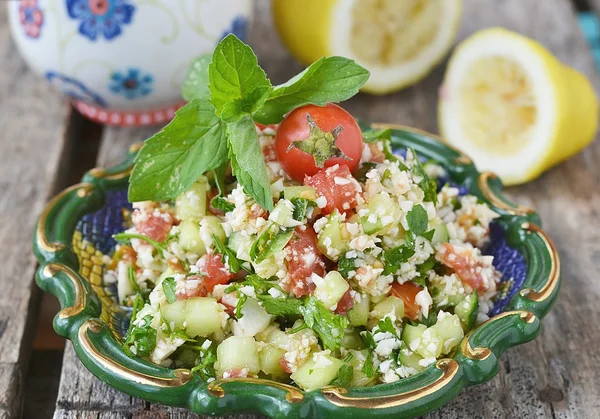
[54,0,600,417]
[0,5,76,418]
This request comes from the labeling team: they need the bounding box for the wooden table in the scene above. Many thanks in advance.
[3,0,600,417]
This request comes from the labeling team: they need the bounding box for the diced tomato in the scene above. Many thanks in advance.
[109,245,136,270]
[390,282,423,321]
[248,203,268,220]
[197,253,235,292]
[368,143,386,163]
[334,289,354,314]
[279,357,293,374]
[438,243,487,292]
[132,211,173,242]
[285,227,325,298]
[175,275,208,300]
[304,164,360,215]
[218,297,236,315]
[168,258,186,274]
[255,123,277,131]
[223,368,249,378]
[262,142,278,162]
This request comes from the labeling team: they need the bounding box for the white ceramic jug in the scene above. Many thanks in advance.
[8,0,253,125]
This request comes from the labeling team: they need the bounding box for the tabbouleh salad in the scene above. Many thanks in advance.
[106,34,507,391]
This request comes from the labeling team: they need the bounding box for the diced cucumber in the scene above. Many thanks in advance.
[455,292,479,331]
[185,297,224,338]
[178,220,205,256]
[284,186,317,201]
[160,300,187,330]
[232,298,273,337]
[371,296,405,320]
[317,210,350,262]
[414,327,442,359]
[401,324,427,351]
[430,313,464,355]
[313,271,350,308]
[290,353,344,391]
[432,223,449,244]
[269,200,298,227]
[215,336,260,376]
[259,344,287,378]
[255,323,280,343]
[348,349,377,387]
[201,215,226,243]
[347,295,369,327]
[227,231,244,254]
[360,194,399,234]
[175,177,209,221]
[341,328,364,350]
[430,274,467,308]
[397,342,425,373]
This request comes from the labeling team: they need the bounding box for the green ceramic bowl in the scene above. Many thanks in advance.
[33,125,560,418]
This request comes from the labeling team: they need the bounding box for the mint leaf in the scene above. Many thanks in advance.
[362,351,375,378]
[212,234,242,273]
[410,149,438,205]
[363,128,392,143]
[250,223,294,263]
[383,233,416,275]
[227,115,274,210]
[210,164,235,213]
[254,56,370,124]
[300,297,349,351]
[330,363,353,387]
[337,255,356,279]
[182,55,211,101]
[209,34,272,121]
[407,205,428,236]
[258,295,303,317]
[377,317,398,338]
[162,277,177,304]
[128,100,228,202]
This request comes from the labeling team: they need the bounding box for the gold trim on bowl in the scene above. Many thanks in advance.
[519,223,560,303]
[79,319,193,388]
[88,166,133,181]
[208,378,304,403]
[36,183,94,253]
[321,359,458,408]
[460,311,536,361]
[42,263,86,319]
[478,172,535,216]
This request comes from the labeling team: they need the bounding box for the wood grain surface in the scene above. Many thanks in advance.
[0,6,75,419]
[53,0,600,418]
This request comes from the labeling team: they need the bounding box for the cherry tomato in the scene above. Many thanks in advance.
[304,164,360,215]
[438,243,487,292]
[390,282,423,321]
[285,226,325,298]
[197,253,235,292]
[132,210,173,242]
[334,289,355,314]
[275,104,363,182]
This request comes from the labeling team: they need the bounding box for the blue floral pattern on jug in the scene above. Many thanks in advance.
[45,71,107,106]
[109,68,153,99]
[220,16,249,41]
[19,0,44,38]
[66,0,135,41]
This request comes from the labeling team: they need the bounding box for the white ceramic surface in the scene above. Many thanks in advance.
[8,0,252,121]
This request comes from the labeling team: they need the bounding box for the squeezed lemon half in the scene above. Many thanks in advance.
[439,28,599,185]
[272,0,462,94]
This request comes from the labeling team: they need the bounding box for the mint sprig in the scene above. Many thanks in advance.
[129,34,369,209]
